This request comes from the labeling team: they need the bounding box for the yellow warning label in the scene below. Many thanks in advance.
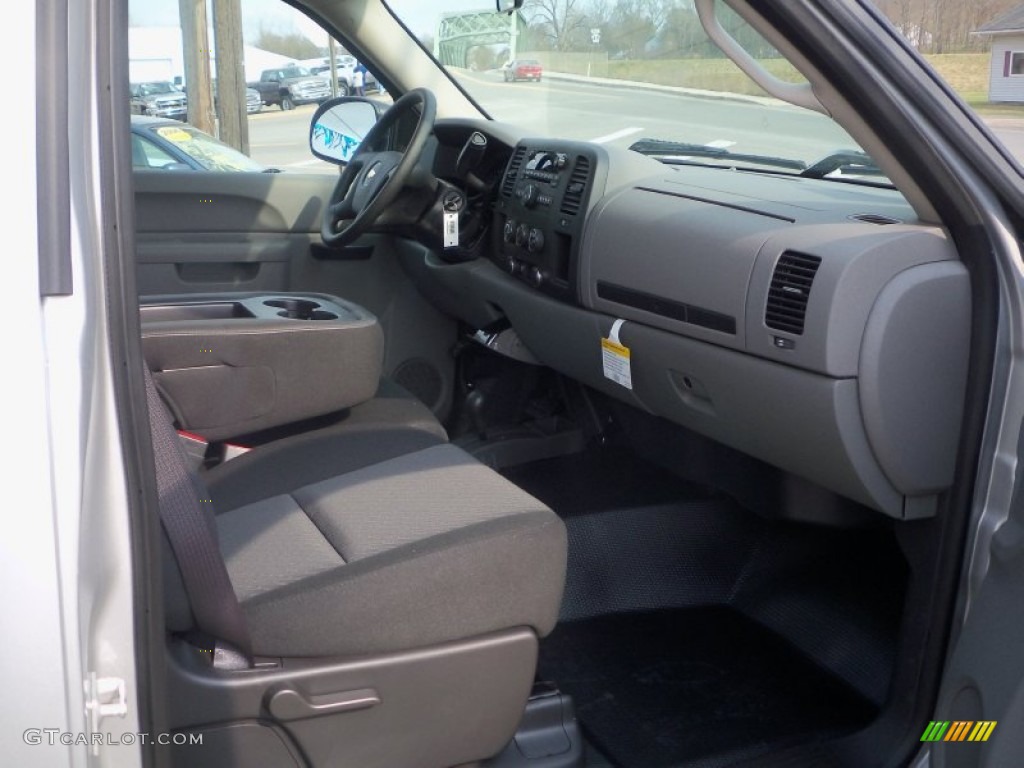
[601,338,630,358]
[601,337,632,389]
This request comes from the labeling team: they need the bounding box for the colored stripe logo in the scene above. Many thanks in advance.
[920,721,997,742]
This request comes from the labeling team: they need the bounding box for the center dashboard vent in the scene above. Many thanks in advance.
[559,155,591,216]
[501,147,527,198]
[765,251,822,335]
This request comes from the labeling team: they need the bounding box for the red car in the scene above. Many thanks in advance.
[503,59,542,82]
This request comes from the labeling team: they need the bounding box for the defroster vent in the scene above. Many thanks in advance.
[560,155,591,215]
[501,147,527,198]
[765,252,822,335]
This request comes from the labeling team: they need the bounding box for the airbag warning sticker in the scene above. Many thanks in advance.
[602,319,632,390]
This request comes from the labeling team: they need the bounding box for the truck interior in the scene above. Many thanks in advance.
[104,0,1016,766]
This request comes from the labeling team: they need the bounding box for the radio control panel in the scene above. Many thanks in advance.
[494,142,597,304]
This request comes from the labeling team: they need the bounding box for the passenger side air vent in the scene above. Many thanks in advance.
[501,147,527,198]
[559,155,591,216]
[765,252,822,335]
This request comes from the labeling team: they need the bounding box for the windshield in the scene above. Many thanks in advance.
[384,0,886,183]
[148,124,266,172]
[279,67,313,78]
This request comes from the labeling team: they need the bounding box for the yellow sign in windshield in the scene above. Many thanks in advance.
[155,127,193,143]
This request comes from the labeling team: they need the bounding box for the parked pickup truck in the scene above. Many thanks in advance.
[253,66,331,111]
[310,56,378,96]
[129,81,187,120]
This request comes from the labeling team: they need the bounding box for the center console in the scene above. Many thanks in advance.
[493,141,598,304]
[140,292,383,441]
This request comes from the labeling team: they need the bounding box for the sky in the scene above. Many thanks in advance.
[129,0,496,44]
[129,0,331,43]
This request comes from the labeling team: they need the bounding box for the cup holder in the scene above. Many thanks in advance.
[264,298,338,321]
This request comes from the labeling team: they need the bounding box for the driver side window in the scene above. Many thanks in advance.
[127,0,389,174]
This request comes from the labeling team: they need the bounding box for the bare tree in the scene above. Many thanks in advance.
[253,25,325,60]
[586,0,614,34]
[639,0,676,34]
[654,1,708,58]
[875,0,1020,52]
[608,0,656,57]
[524,0,590,51]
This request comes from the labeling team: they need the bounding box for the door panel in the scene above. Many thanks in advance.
[133,170,458,419]
[135,232,298,294]
[134,171,330,294]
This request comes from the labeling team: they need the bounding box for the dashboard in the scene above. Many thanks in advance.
[410,119,971,521]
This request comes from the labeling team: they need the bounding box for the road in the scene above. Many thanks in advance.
[248,74,1024,175]
[986,118,1024,161]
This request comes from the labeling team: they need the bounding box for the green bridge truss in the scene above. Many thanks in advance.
[434,9,526,70]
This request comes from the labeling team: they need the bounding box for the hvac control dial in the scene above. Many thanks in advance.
[517,183,539,209]
[527,228,545,253]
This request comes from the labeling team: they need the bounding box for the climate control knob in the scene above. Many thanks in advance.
[527,228,545,253]
[519,183,539,209]
[515,223,529,248]
[503,219,516,244]
[504,254,519,274]
[528,266,544,288]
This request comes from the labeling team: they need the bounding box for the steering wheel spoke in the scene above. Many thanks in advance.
[327,194,356,225]
[320,90,437,247]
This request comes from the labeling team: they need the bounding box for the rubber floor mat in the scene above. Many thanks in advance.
[537,607,877,768]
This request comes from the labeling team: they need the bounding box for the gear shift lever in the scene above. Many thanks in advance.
[464,388,488,440]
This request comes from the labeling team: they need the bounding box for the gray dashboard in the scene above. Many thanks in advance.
[409,127,971,520]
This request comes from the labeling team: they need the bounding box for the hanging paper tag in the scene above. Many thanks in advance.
[601,318,632,390]
[443,211,459,248]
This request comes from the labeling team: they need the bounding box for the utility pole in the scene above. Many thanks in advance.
[178,0,215,135]
[509,9,518,62]
[213,0,249,153]
[328,36,339,98]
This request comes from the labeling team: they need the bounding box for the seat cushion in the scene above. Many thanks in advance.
[205,378,449,513]
[215,443,567,657]
[340,377,448,440]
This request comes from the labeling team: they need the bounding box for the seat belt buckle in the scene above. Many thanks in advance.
[177,430,209,473]
[221,442,251,463]
[177,431,251,470]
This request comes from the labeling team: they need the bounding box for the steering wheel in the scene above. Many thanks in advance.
[321,88,437,247]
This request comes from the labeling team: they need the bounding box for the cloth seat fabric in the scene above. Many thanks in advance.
[157,380,567,659]
[214,442,567,657]
[204,377,448,513]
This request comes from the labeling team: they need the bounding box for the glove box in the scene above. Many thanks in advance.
[140,293,383,441]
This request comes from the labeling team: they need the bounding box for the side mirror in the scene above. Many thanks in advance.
[309,98,382,165]
[496,0,523,11]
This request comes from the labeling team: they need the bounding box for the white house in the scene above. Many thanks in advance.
[128,26,294,86]
[975,5,1024,103]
